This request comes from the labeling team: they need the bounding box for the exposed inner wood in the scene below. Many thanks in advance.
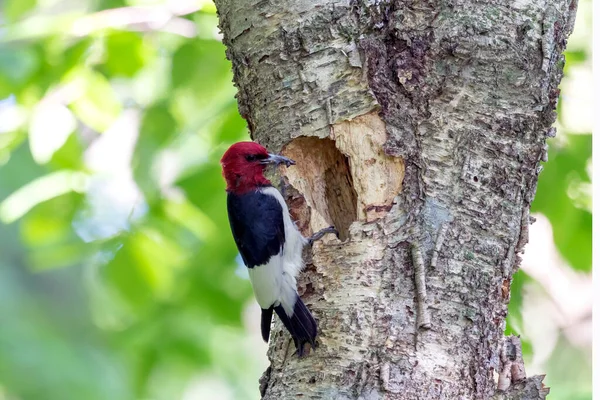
[282,137,357,241]
[281,112,404,240]
[331,112,405,221]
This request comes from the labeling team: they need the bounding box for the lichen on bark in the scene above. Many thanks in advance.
[214,0,577,398]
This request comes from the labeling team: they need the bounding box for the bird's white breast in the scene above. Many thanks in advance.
[249,186,307,316]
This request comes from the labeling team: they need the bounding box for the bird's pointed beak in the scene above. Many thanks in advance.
[262,153,296,168]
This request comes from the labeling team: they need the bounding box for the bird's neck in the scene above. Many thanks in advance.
[226,173,271,194]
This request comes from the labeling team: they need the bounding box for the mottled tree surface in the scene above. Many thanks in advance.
[214,1,577,399]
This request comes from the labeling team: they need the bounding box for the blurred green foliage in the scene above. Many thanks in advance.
[0,1,261,399]
[0,0,591,399]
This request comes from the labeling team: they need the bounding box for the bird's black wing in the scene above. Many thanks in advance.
[226,188,286,268]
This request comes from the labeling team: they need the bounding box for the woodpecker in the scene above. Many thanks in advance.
[221,141,336,356]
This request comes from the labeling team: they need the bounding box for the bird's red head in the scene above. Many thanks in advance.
[221,142,295,194]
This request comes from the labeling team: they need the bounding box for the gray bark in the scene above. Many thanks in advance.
[214,0,577,399]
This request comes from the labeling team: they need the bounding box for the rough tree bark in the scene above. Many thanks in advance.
[214,1,577,399]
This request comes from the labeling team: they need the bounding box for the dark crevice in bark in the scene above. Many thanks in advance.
[259,366,272,398]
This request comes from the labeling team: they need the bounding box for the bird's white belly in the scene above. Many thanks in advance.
[248,257,282,309]
[252,186,308,315]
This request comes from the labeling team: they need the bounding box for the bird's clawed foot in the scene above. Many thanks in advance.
[279,176,288,198]
[307,226,339,246]
[296,339,318,358]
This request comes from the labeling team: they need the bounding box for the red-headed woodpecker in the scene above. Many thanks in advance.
[221,141,336,356]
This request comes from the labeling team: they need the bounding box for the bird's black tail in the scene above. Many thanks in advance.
[260,306,274,342]
[260,296,318,356]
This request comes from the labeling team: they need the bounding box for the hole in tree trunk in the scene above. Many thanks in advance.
[281,137,358,241]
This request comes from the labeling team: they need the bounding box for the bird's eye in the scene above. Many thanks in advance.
[245,154,257,162]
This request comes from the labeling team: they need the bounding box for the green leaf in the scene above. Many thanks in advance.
[0,141,46,199]
[29,104,77,164]
[564,50,587,67]
[532,134,592,271]
[0,170,89,224]
[176,162,228,225]
[0,46,39,97]
[95,0,127,11]
[103,237,155,311]
[139,104,177,146]
[0,130,27,165]
[171,39,230,91]
[21,211,73,247]
[505,269,527,336]
[162,197,217,242]
[187,248,250,326]
[68,68,122,132]
[102,31,151,78]
[103,228,185,310]
[132,104,178,204]
[49,132,85,170]
[63,38,94,74]
[216,103,249,142]
[2,0,37,22]
[18,191,88,270]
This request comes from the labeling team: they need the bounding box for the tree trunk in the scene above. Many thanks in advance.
[214,1,577,399]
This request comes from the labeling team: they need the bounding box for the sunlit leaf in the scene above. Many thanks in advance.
[139,103,177,146]
[95,0,127,10]
[0,100,28,134]
[176,162,228,225]
[0,170,89,224]
[564,50,587,67]
[0,130,27,166]
[27,241,89,270]
[62,38,94,76]
[21,210,73,247]
[130,227,186,294]
[216,102,249,142]
[171,39,230,92]
[103,227,186,309]
[29,103,76,164]
[102,31,152,78]
[505,269,528,336]
[3,0,37,22]
[0,142,46,198]
[49,131,85,170]
[18,191,87,270]
[68,68,122,132]
[532,134,592,271]
[162,196,216,242]
[0,46,39,97]
[132,103,178,204]
[103,235,155,311]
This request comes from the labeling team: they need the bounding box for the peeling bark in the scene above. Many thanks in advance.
[214,0,577,399]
